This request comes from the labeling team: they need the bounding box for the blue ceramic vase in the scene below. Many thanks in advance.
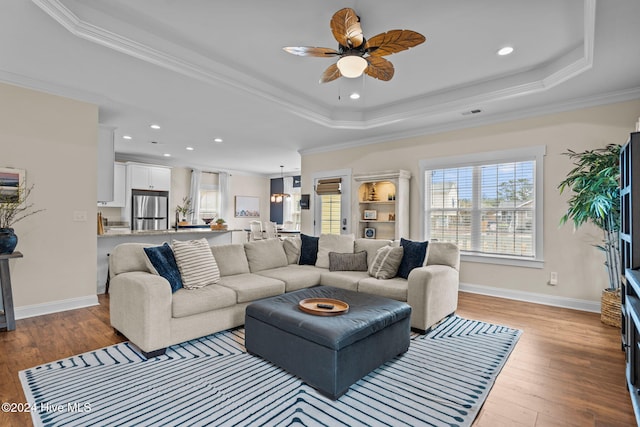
[0,228,18,254]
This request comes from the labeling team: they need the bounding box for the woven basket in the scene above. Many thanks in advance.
[601,289,621,328]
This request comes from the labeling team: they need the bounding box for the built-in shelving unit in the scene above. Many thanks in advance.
[353,170,410,240]
[620,131,640,425]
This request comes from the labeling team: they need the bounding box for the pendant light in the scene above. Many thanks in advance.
[271,166,291,203]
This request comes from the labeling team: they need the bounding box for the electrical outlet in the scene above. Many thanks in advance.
[549,272,558,286]
[73,210,87,222]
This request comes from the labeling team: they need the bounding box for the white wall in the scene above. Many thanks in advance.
[301,99,640,304]
[0,82,98,312]
[226,173,270,231]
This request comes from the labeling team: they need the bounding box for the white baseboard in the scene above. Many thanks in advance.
[15,295,99,320]
[459,282,601,313]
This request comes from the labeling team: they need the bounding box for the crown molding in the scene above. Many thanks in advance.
[32,0,596,131]
[299,85,640,156]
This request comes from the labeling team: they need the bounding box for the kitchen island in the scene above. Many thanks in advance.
[97,228,242,294]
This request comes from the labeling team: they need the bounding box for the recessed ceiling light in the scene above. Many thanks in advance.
[186,146,194,151]
[213,138,223,143]
[349,92,360,100]
[163,153,171,157]
[122,135,132,140]
[497,46,514,56]
[150,124,161,130]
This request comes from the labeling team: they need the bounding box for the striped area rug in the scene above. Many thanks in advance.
[20,316,521,427]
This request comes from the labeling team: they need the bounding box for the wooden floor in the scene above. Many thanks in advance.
[0,292,635,426]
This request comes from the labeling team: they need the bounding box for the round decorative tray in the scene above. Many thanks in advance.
[298,298,349,316]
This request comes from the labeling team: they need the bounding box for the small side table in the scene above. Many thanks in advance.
[0,251,23,331]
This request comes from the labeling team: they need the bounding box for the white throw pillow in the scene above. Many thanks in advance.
[315,233,355,269]
[172,238,220,289]
[368,246,404,279]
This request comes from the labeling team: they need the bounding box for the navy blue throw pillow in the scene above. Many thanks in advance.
[397,238,429,279]
[144,243,183,293]
[299,234,319,265]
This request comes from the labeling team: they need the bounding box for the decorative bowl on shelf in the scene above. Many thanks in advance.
[202,218,214,225]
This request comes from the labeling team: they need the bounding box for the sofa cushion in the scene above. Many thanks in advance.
[316,234,355,268]
[355,238,392,268]
[110,243,155,276]
[143,243,183,293]
[244,238,288,273]
[320,270,370,291]
[329,251,368,272]
[217,273,285,303]
[358,276,408,301]
[171,284,237,318]
[397,238,429,279]
[369,246,404,279]
[172,238,220,289]
[299,234,319,265]
[256,266,321,292]
[282,237,302,264]
[211,244,250,276]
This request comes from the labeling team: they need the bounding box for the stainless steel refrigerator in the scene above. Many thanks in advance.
[132,190,169,230]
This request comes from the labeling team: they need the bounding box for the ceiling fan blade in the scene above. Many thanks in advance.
[320,63,342,83]
[365,56,395,81]
[282,46,340,57]
[365,30,426,56]
[330,8,364,48]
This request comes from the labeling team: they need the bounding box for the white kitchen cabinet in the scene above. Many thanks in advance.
[129,164,171,191]
[98,163,126,207]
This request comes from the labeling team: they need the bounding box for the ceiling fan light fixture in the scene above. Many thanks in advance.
[337,56,368,78]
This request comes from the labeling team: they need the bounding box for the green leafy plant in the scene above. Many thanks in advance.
[558,144,621,290]
[0,182,45,229]
[175,196,193,221]
[215,218,225,225]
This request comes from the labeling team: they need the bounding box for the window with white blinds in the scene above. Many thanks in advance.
[421,147,545,266]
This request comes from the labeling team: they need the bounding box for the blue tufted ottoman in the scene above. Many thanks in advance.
[245,285,411,399]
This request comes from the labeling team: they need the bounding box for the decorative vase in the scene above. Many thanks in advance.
[601,288,621,328]
[0,228,18,254]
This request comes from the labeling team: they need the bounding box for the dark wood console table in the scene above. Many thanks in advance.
[0,251,22,331]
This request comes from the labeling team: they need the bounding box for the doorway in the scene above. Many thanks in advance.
[313,170,351,235]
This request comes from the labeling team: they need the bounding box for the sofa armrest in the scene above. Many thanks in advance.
[406,265,459,332]
[109,271,172,353]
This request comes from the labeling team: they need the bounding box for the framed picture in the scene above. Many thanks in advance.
[235,196,260,218]
[300,194,310,210]
[363,209,377,220]
[0,168,25,204]
[364,228,376,239]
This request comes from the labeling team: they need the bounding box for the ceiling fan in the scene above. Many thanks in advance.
[283,7,426,83]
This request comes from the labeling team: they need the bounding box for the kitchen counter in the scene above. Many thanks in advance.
[97,227,244,294]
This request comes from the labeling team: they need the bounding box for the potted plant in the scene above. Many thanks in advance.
[211,218,227,230]
[0,182,45,254]
[175,196,193,226]
[558,143,621,326]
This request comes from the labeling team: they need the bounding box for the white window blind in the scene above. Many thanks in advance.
[422,147,544,264]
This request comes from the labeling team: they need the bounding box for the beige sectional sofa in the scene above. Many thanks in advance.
[109,236,460,357]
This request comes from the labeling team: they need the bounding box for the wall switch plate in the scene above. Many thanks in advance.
[73,211,87,222]
[549,272,558,286]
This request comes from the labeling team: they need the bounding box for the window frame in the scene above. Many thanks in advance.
[420,146,545,268]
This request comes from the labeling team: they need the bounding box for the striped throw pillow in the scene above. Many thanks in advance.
[368,246,404,279]
[172,238,220,289]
